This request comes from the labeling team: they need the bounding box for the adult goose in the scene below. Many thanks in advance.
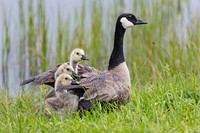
[78,13,147,109]
[20,48,89,87]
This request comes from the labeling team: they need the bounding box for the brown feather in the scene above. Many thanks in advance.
[20,64,99,87]
[77,64,101,75]
[80,66,131,104]
[20,65,61,87]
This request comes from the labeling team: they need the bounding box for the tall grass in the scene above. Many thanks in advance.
[0,71,199,132]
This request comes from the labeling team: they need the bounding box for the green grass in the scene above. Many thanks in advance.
[1,0,200,132]
[0,69,200,132]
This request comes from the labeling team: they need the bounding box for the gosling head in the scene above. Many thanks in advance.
[70,48,89,64]
[55,63,79,79]
[118,13,147,30]
[55,73,79,91]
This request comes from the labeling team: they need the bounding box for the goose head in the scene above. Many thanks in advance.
[55,73,79,91]
[55,63,79,79]
[70,48,89,64]
[108,13,147,71]
[118,13,147,30]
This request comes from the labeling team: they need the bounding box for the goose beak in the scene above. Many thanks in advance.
[81,55,89,61]
[134,19,147,25]
[72,71,79,79]
[71,80,79,85]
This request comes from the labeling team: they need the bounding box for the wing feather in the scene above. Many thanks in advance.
[80,72,130,102]
[78,64,101,75]
[20,65,61,87]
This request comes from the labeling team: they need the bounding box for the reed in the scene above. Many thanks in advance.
[18,0,26,79]
[27,0,37,75]
[56,11,64,63]
[37,0,48,72]
[2,16,10,88]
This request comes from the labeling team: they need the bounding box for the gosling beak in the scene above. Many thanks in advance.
[134,19,147,25]
[72,71,79,79]
[71,80,79,85]
[81,55,89,61]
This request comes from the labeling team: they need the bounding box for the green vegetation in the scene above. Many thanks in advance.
[0,0,200,132]
[0,72,199,132]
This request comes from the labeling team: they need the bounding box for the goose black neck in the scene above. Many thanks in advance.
[108,23,125,70]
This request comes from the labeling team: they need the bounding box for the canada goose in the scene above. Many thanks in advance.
[20,48,88,87]
[68,48,101,75]
[55,73,79,114]
[54,63,78,79]
[44,74,80,116]
[45,63,78,98]
[36,73,79,116]
[69,48,88,73]
[77,13,147,109]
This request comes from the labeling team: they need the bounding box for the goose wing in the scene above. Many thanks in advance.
[80,71,130,102]
[20,64,61,87]
[32,68,57,86]
[78,64,101,75]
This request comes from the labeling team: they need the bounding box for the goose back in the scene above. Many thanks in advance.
[80,63,131,104]
[77,64,101,75]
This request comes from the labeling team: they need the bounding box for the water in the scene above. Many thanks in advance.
[0,0,83,96]
[0,0,200,97]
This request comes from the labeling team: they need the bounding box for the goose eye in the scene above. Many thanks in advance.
[128,15,132,18]
[65,77,68,80]
[76,52,79,55]
[66,68,70,71]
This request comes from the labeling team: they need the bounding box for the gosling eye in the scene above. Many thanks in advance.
[66,68,70,71]
[76,52,79,55]
[65,77,68,80]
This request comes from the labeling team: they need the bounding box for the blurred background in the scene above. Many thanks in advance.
[0,0,200,96]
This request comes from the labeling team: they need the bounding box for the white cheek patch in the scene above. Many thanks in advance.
[120,17,134,29]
